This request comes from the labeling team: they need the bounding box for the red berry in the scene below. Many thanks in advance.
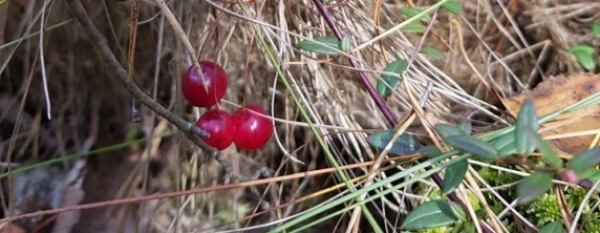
[232,105,273,151]
[195,109,235,151]
[182,61,228,107]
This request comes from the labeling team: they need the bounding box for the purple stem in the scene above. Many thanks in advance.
[311,1,493,232]
[312,0,398,127]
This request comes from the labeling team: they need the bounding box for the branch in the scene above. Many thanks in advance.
[64,0,232,183]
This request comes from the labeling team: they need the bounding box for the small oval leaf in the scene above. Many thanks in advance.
[491,133,517,157]
[418,145,443,158]
[441,0,463,15]
[575,168,600,180]
[402,22,427,33]
[340,35,351,52]
[400,7,430,21]
[367,130,423,156]
[592,21,600,38]
[517,171,553,204]
[567,147,600,172]
[515,99,539,155]
[539,221,563,233]
[376,59,408,98]
[535,133,563,169]
[297,36,340,55]
[443,158,469,193]
[434,123,467,139]
[569,44,597,71]
[419,46,446,61]
[443,135,498,160]
[401,200,459,230]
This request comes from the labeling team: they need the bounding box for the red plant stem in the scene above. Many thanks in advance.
[311,0,398,127]
[310,1,493,232]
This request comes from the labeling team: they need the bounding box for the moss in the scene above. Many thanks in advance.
[583,212,600,232]
[527,193,561,226]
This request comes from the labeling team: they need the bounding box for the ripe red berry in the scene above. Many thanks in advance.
[195,109,235,151]
[182,61,228,107]
[232,105,273,151]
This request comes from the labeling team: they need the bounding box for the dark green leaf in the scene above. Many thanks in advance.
[491,133,517,157]
[515,99,539,155]
[434,123,467,139]
[419,145,443,158]
[592,22,600,39]
[419,46,446,61]
[297,36,340,55]
[443,158,468,193]
[402,22,427,33]
[443,135,498,160]
[401,200,459,230]
[569,44,596,71]
[457,119,472,135]
[517,171,553,204]
[376,59,408,98]
[534,133,563,169]
[441,0,463,15]
[538,221,563,233]
[567,147,600,172]
[367,130,423,156]
[400,7,430,21]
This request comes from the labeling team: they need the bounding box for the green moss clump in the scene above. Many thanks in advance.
[527,193,561,226]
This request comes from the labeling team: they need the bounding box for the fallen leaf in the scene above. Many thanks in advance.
[501,74,600,158]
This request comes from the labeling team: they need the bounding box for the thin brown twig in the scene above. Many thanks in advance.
[63,0,233,183]
[0,155,411,223]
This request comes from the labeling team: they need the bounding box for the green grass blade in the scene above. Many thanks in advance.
[0,19,72,51]
[238,2,382,231]
[274,153,468,233]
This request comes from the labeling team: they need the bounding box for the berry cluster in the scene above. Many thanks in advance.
[182,61,273,151]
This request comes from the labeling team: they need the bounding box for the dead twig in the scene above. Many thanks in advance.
[64,0,233,184]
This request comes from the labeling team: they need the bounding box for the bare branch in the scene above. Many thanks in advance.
[64,0,232,183]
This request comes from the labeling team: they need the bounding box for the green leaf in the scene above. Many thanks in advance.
[400,7,430,21]
[440,0,463,15]
[340,34,351,52]
[402,22,427,33]
[376,59,408,98]
[538,221,563,233]
[491,133,517,157]
[576,168,600,180]
[401,200,459,230]
[569,44,596,71]
[567,147,600,172]
[434,123,467,139]
[419,46,446,61]
[297,36,340,55]
[367,130,422,156]
[443,158,468,193]
[534,133,563,169]
[418,145,443,158]
[443,135,498,160]
[515,99,539,155]
[457,119,472,135]
[517,171,553,204]
[592,21,600,39]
